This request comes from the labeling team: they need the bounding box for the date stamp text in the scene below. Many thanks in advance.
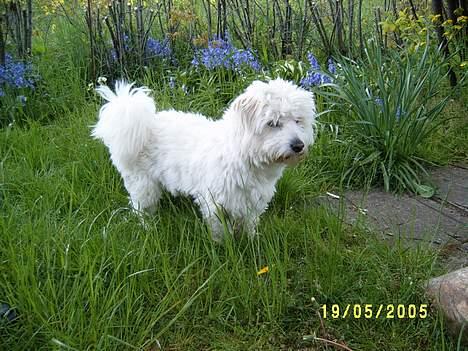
[320,304,428,319]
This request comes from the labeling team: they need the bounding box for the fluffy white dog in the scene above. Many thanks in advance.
[92,79,316,241]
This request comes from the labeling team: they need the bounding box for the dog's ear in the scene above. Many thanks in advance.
[232,95,262,118]
[231,81,267,129]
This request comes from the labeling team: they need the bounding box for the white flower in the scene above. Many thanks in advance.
[97,76,108,85]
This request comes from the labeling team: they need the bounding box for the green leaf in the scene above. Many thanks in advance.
[414,184,435,198]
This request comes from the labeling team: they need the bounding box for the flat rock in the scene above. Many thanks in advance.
[316,166,468,269]
[426,267,468,345]
[431,165,468,211]
[318,190,467,266]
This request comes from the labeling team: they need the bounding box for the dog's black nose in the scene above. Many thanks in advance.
[290,139,305,153]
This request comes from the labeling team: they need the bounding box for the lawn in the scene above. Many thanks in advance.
[0,1,467,350]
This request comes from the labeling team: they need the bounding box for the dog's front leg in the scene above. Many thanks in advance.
[205,214,227,243]
[243,215,259,238]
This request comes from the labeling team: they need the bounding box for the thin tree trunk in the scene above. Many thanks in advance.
[0,12,6,65]
[357,0,363,57]
[282,0,292,56]
[26,0,32,55]
[432,0,457,86]
[86,0,96,79]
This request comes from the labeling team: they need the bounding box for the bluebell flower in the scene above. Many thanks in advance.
[300,72,323,88]
[168,76,176,89]
[120,34,130,50]
[191,57,199,67]
[307,53,320,70]
[375,97,384,106]
[300,52,334,88]
[0,53,36,94]
[192,34,261,72]
[321,75,332,84]
[374,97,405,119]
[300,52,331,89]
[231,49,262,71]
[396,106,405,120]
[109,34,128,62]
[110,49,118,62]
[328,58,336,74]
[146,37,172,59]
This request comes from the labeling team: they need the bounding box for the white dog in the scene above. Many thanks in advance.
[92,79,316,241]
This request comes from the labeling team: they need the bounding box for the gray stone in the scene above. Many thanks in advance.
[426,267,468,345]
[431,165,468,211]
[316,166,468,269]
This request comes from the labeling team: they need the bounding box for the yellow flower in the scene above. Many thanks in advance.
[431,14,442,23]
[256,266,269,276]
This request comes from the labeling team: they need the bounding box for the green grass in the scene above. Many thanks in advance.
[0,97,459,350]
[1,6,467,349]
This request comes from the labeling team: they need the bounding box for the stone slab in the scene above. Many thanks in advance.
[319,191,466,239]
[430,165,468,211]
[316,166,468,269]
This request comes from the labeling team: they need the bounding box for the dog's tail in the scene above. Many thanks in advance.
[92,81,156,170]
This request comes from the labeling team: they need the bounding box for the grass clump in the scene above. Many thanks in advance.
[321,39,453,195]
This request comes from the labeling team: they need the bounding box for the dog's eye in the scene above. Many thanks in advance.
[267,120,282,128]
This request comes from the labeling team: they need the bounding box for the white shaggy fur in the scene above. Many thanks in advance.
[92,79,316,241]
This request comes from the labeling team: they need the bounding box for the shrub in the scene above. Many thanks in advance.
[320,39,450,195]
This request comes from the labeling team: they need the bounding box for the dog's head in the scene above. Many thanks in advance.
[228,78,316,166]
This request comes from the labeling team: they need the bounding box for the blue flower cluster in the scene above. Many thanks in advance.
[0,54,36,96]
[191,35,261,72]
[300,53,336,88]
[146,37,172,59]
[110,35,171,62]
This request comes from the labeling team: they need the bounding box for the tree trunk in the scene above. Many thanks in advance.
[432,0,457,86]
[281,0,293,57]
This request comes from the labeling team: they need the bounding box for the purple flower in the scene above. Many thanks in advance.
[168,76,176,89]
[0,54,37,93]
[146,37,171,59]
[374,97,405,119]
[328,58,336,74]
[110,49,118,62]
[231,49,262,71]
[396,106,405,120]
[321,75,332,84]
[307,53,320,70]
[109,35,171,62]
[192,34,261,72]
[375,97,384,106]
[300,72,323,88]
[300,52,334,88]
